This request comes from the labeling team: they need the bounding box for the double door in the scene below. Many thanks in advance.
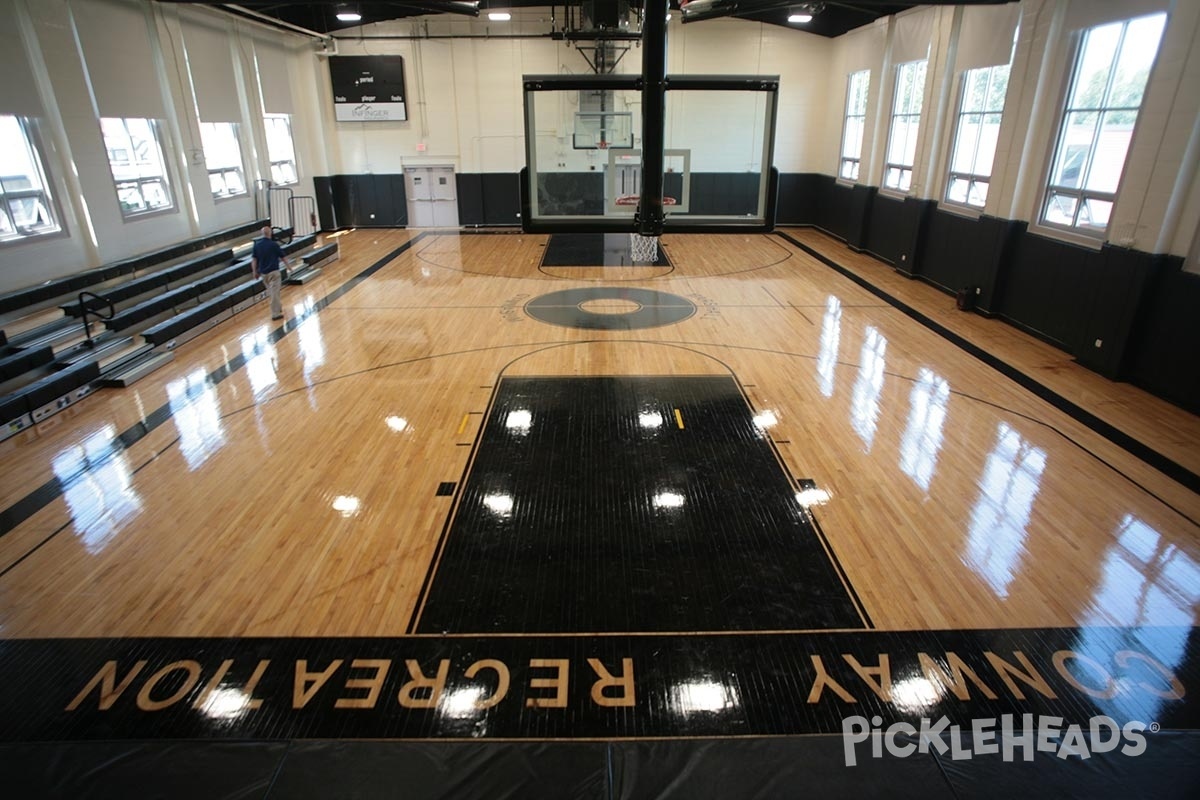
[405,166,458,228]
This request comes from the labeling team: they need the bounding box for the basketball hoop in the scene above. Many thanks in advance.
[598,140,609,150]
[630,233,660,263]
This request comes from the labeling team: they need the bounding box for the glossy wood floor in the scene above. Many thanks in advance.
[0,227,1197,640]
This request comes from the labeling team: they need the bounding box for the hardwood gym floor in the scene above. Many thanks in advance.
[0,227,1196,796]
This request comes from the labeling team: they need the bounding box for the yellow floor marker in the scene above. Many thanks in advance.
[674,408,685,429]
[456,413,470,435]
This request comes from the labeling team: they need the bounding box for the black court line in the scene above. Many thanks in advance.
[416,376,866,634]
[0,235,424,543]
[777,230,1200,496]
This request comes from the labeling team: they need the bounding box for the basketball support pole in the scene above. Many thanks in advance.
[637,0,668,238]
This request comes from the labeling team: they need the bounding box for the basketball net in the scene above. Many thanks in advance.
[630,232,659,262]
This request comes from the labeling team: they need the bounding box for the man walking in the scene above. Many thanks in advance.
[250,226,290,320]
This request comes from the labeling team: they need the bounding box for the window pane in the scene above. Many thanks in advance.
[1088,110,1135,193]
[1044,191,1077,226]
[948,177,970,204]
[963,69,989,113]
[849,71,870,115]
[1109,15,1166,108]
[968,180,989,207]
[1070,23,1122,109]
[841,159,859,180]
[0,208,13,234]
[1051,112,1098,188]
[898,169,912,192]
[117,184,146,214]
[1079,197,1113,228]
[951,115,980,174]
[200,122,244,171]
[225,169,245,195]
[842,117,864,159]
[974,113,1003,176]
[0,117,44,192]
[209,172,224,195]
[142,181,167,209]
[264,114,296,163]
[885,166,902,189]
[984,66,1010,112]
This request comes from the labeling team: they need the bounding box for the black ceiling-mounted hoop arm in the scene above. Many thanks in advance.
[638,0,669,238]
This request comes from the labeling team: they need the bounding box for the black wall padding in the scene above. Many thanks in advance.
[1126,261,1200,414]
[455,173,521,226]
[315,174,408,229]
[538,173,605,216]
[776,172,1198,413]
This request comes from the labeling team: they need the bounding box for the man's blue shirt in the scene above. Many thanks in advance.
[252,237,285,274]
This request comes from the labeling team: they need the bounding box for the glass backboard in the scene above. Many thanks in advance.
[521,74,779,233]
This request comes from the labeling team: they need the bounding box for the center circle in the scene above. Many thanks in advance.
[524,287,697,331]
[578,298,643,315]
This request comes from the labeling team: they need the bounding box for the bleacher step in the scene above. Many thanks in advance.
[8,318,83,350]
[98,351,175,388]
[56,336,133,366]
[285,267,322,285]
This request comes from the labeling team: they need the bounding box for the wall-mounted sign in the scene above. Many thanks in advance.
[329,55,407,122]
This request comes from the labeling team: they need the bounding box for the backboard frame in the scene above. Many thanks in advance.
[521,73,780,234]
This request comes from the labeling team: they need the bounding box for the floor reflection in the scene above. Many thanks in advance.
[816,296,842,398]
[965,422,1046,598]
[240,327,278,399]
[51,425,141,553]
[850,326,887,450]
[899,368,949,492]
[165,370,226,471]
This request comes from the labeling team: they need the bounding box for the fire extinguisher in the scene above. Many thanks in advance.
[310,211,318,231]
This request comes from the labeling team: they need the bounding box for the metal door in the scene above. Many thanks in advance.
[405,166,458,228]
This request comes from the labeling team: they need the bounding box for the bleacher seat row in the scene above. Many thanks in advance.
[0,218,266,317]
[0,221,327,442]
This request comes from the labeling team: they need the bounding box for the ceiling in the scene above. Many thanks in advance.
[156,1,1009,39]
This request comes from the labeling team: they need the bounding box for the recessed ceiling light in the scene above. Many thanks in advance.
[336,11,362,22]
[788,13,813,24]
[488,12,511,21]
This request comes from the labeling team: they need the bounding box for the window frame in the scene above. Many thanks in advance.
[101,117,176,220]
[838,70,870,183]
[944,63,1011,213]
[1036,14,1167,239]
[882,59,928,194]
[263,113,298,187]
[0,115,65,245]
[199,121,249,201]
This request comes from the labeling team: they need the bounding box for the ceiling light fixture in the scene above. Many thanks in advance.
[488,11,511,21]
[335,5,361,22]
[788,3,824,25]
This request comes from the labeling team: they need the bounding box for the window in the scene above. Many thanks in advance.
[101,117,173,217]
[264,114,297,186]
[0,115,61,242]
[199,121,247,198]
[946,63,1010,209]
[1041,14,1166,234]
[883,60,927,192]
[839,71,870,181]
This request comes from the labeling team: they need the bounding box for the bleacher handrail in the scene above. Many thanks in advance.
[76,291,115,349]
